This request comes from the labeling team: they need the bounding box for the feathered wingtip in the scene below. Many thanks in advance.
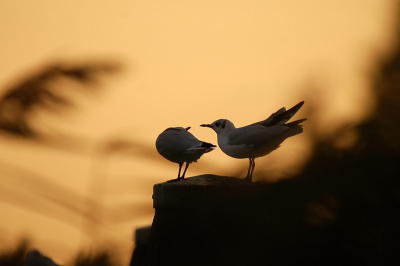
[253,101,305,127]
[188,141,216,154]
[201,141,217,153]
[284,118,307,137]
[201,141,217,148]
[285,118,307,127]
[268,101,304,126]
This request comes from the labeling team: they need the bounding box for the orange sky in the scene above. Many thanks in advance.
[0,1,396,264]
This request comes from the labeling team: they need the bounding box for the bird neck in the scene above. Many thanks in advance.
[217,126,235,138]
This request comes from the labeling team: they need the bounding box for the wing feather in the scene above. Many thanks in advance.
[227,125,288,146]
[250,101,304,127]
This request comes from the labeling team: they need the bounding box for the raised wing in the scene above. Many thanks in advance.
[250,101,304,127]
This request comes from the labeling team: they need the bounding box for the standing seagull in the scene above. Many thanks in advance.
[201,101,306,181]
[156,127,216,180]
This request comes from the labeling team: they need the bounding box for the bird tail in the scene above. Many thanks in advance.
[283,118,307,138]
[201,141,217,153]
[254,101,305,127]
[186,141,216,154]
[201,141,217,148]
[269,101,304,126]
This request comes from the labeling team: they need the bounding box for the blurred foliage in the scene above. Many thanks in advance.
[71,249,121,266]
[0,239,123,266]
[25,249,59,266]
[253,12,400,264]
[0,60,122,138]
[0,239,29,266]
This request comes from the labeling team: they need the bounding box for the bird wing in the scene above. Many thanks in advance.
[249,107,286,126]
[250,101,304,127]
[227,125,288,146]
[156,128,203,157]
[185,136,216,154]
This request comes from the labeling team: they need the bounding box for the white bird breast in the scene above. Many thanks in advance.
[218,134,253,159]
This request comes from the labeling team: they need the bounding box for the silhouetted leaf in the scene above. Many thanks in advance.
[0,60,122,137]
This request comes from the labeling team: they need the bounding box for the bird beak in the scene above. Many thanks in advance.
[185,127,191,131]
[200,124,212,128]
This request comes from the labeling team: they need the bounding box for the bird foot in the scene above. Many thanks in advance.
[244,176,252,182]
[167,177,181,183]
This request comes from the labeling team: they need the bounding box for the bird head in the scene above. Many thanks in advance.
[200,119,235,134]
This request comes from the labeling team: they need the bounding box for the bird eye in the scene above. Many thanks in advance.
[215,122,220,127]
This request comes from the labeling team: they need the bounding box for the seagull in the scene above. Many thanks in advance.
[200,101,306,181]
[156,127,216,180]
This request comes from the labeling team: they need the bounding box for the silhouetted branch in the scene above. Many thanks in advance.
[0,60,122,138]
[72,249,121,266]
[0,239,29,266]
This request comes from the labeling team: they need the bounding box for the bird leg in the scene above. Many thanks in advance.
[167,163,183,182]
[246,158,252,180]
[177,163,183,179]
[249,158,255,181]
[181,162,190,179]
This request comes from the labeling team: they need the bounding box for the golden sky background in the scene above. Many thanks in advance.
[0,1,396,264]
